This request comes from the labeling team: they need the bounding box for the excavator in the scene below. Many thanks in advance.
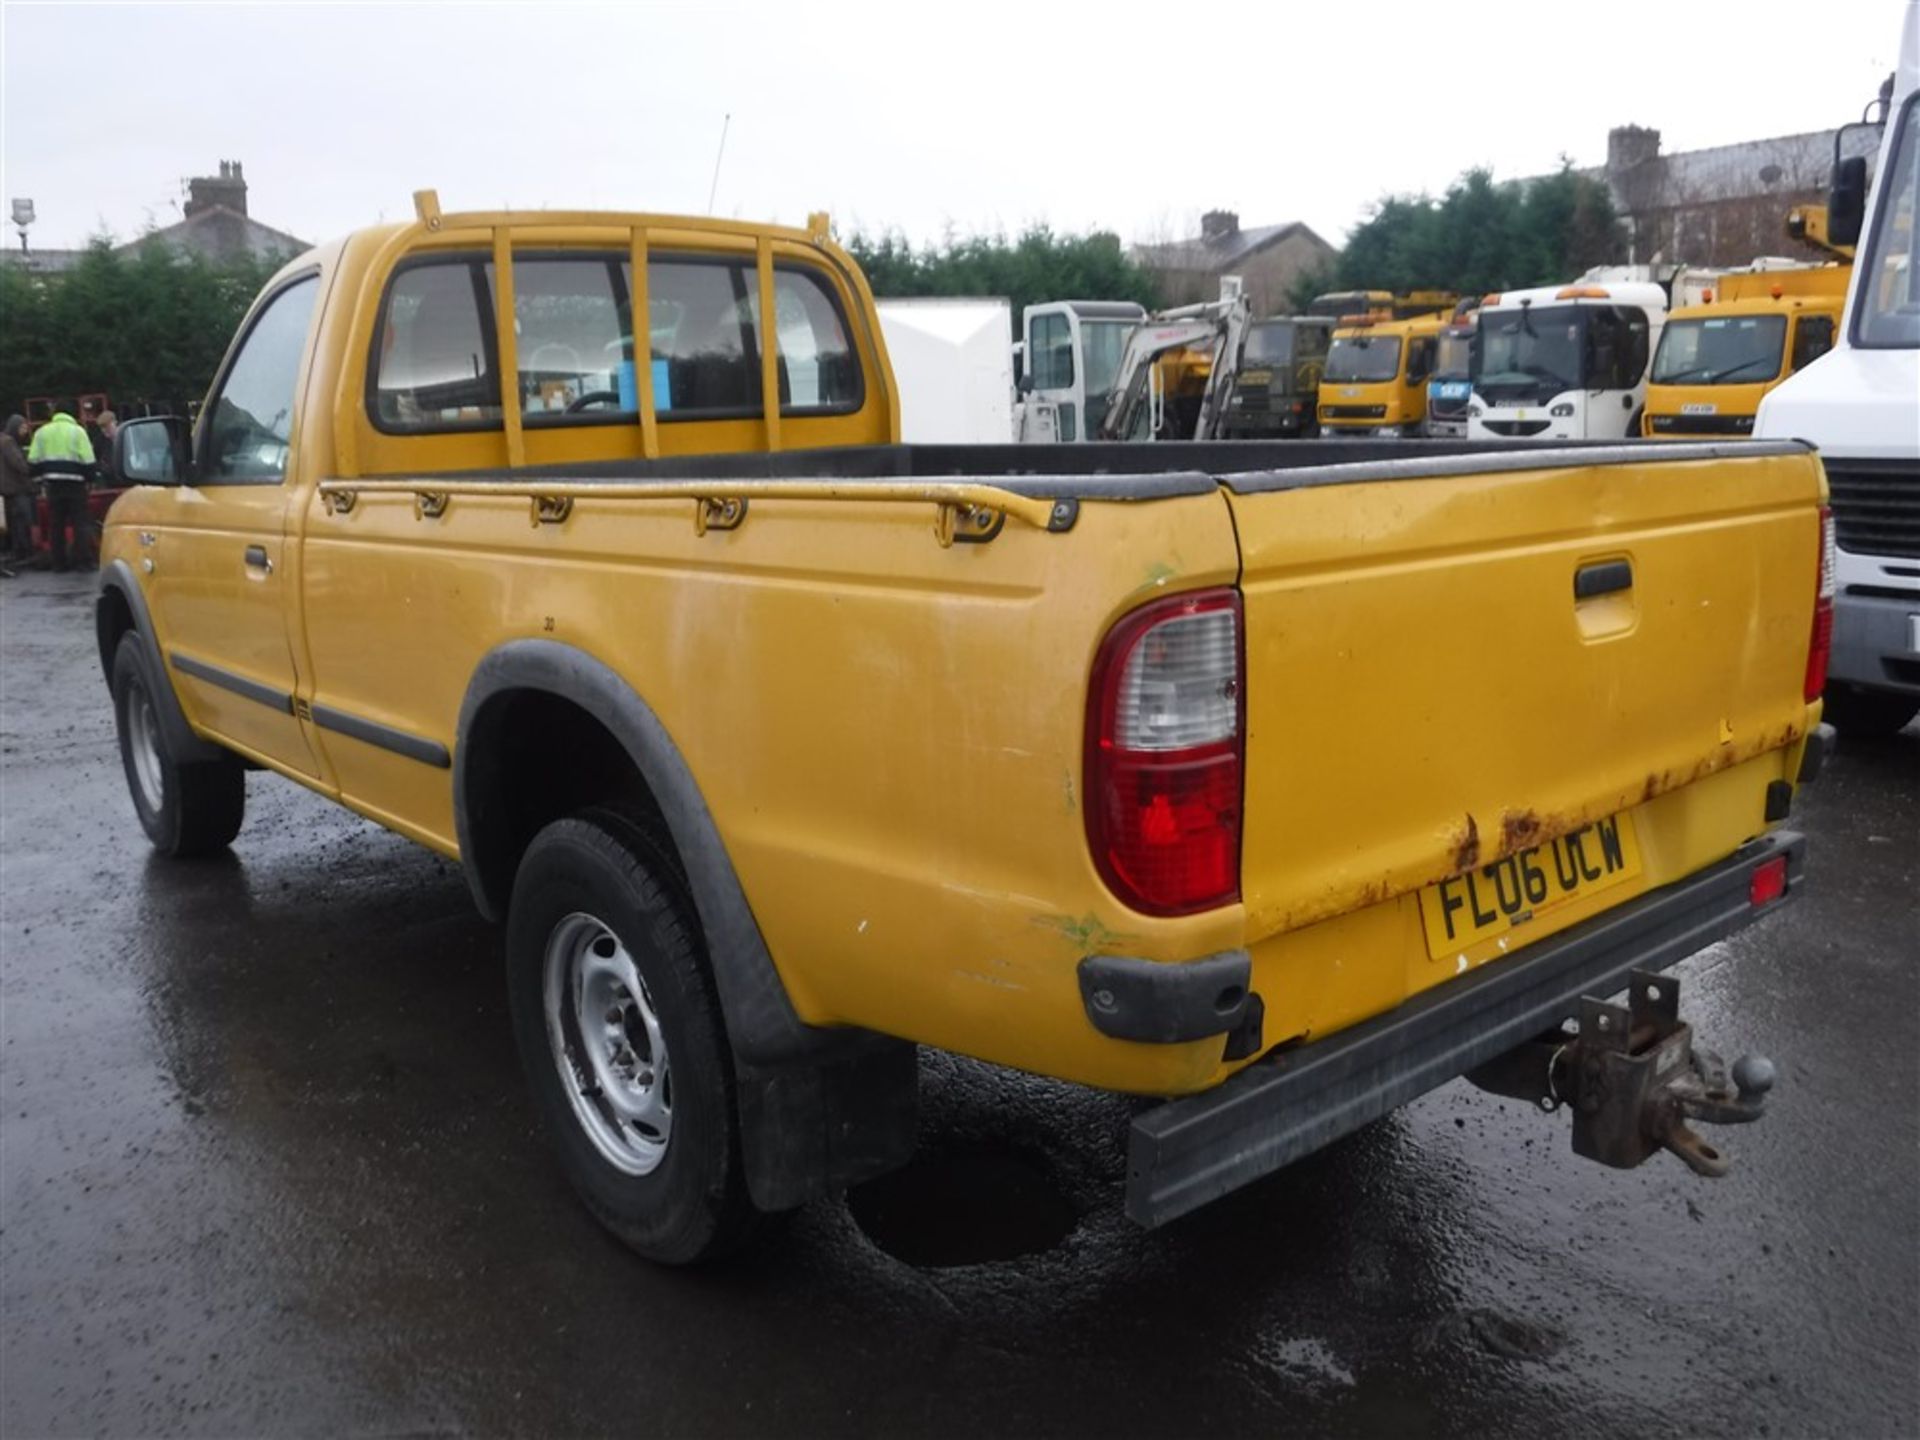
[1095,278,1253,441]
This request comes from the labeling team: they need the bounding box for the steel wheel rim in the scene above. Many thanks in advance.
[543,911,672,1175]
[128,685,165,815]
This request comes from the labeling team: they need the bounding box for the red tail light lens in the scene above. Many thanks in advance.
[1805,505,1834,703]
[1086,589,1244,916]
[1749,855,1788,907]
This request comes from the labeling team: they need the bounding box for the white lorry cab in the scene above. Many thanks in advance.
[1755,0,1919,737]
[1014,299,1147,442]
[1467,280,1666,441]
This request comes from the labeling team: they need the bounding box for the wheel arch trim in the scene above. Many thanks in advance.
[453,638,815,1067]
[96,561,226,765]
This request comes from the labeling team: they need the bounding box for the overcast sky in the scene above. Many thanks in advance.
[0,0,1902,255]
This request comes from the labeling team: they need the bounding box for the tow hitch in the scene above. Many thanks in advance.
[1468,968,1776,1177]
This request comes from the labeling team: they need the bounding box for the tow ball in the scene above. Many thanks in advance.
[1467,969,1776,1178]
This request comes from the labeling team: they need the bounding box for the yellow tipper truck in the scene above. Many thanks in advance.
[1646,266,1850,438]
[99,197,1832,1261]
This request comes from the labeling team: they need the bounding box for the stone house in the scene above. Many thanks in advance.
[1133,211,1338,316]
[6,161,307,274]
[1576,124,1882,268]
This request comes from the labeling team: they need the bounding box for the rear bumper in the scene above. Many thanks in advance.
[1124,830,1805,1227]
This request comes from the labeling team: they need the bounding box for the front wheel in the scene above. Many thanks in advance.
[506,812,761,1264]
[111,635,244,856]
[1823,682,1920,738]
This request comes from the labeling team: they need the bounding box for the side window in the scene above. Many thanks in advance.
[373,260,501,430]
[203,275,320,481]
[515,258,626,419]
[1405,337,1435,383]
[1790,315,1835,372]
[1030,312,1074,390]
[765,268,860,411]
[1624,309,1651,386]
[1586,307,1623,389]
[645,260,761,416]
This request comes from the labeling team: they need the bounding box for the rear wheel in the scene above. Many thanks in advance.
[1823,682,1920,738]
[111,635,245,857]
[506,812,760,1264]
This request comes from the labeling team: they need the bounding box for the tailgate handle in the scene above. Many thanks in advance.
[1574,559,1633,600]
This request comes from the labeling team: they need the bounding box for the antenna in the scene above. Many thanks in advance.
[706,113,731,214]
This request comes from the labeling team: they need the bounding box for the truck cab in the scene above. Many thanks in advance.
[1015,299,1147,442]
[1317,313,1443,437]
[1425,307,1478,437]
[1644,270,1847,437]
[1220,317,1332,438]
[1468,281,1664,440]
[1756,0,1919,737]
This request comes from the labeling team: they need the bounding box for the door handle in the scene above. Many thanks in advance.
[1574,559,1633,599]
[244,544,273,576]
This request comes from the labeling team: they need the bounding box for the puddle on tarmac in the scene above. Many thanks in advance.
[847,1140,1078,1268]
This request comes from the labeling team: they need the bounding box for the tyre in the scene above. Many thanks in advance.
[1822,682,1920,738]
[506,812,760,1264]
[111,635,245,857]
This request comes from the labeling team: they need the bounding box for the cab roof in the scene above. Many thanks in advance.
[1666,293,1844,322]
[1485,280,1669,312]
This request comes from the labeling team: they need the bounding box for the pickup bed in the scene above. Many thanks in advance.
[99,204,1831,1262]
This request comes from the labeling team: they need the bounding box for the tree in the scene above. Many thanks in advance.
[843,225,1161,332]
[1288,165,1625,308]
[0,239,289,415]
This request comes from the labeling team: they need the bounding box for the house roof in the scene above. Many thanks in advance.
[0,247,86,274]
[1135,220,1333,273]
[1562,126,1883,212]
[118,205,309,263]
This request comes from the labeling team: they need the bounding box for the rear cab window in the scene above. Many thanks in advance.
[367,246,864,440]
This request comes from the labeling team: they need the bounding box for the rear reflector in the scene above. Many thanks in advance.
[1749,855,1788,907]
[1805,506,1834,703]
[1086,589,1244,916]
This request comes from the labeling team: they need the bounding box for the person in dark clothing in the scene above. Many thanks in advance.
[0,415,33,570]
[27,403,99,573]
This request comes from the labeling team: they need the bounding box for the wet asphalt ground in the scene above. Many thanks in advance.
[1,566,1916,1438]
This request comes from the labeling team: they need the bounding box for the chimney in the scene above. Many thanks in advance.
[1606,126,1661,173]
[1200,209,1239,242]
[184,159,249,219]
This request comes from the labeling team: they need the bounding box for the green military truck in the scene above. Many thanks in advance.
[1219,317,1334,439]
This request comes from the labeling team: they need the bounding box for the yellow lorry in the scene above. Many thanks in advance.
[1644,265,1850,437]
[100,198,1832,1262]
[1316,312,1446,436]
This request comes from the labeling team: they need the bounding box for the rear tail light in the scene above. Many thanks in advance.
[1805,505,1834,703]
[1085,589,1244,916]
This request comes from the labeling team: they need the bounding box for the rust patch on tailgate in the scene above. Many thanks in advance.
[1499,809,1544,855]
[1452,814,1481,872]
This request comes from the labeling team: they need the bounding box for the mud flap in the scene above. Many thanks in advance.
[736,1033,919,1212]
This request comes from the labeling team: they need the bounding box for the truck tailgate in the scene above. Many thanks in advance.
[1225,443,1823,954]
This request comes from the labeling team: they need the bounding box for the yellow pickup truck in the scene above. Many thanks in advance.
[99,200,1832,1263]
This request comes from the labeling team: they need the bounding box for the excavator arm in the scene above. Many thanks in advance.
[1097,281,1252,441]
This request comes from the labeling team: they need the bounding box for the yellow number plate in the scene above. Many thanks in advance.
[1419,813,1643,958]
[1239,369,1272,385]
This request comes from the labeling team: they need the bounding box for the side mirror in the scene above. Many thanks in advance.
[1829,155,1868,247]
[1017,373,1035,396]
[115,415,192,486]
